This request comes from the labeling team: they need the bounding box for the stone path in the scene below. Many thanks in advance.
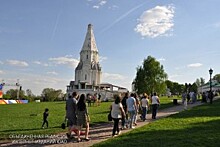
[1,97,218,147]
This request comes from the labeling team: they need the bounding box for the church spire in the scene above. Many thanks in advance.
[81,24,98,52]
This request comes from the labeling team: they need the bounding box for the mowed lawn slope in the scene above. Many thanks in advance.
[93,99,220,147]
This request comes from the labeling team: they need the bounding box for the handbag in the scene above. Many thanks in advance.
[61,117,67,129]
[108,111,112,121]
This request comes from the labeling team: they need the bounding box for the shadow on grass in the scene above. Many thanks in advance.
[171,99,220,119]
[94,119,220,147]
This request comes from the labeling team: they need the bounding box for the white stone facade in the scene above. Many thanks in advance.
[66,24,127,100]
[67,24,101,96]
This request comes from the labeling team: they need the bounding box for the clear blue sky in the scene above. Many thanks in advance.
[0,0,220,95]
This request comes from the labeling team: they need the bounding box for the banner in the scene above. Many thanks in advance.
[0,90,2,98]
[0,100,28,104]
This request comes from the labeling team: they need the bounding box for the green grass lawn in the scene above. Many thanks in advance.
[93,99,220,147]
[0,96,174,140]
[0,101,113,140]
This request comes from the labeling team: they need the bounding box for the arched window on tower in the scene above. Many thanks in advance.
[87,54,88,59]
[85,74,87,80]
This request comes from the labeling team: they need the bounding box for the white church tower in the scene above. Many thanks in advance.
[67,24,102,96]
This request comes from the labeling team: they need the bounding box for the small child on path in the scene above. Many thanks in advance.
[42,108,49,128]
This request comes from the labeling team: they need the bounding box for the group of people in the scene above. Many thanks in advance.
[110,92,160,137]
[86,93,101,107]
[201,91,214,104]
[66,92,90,142]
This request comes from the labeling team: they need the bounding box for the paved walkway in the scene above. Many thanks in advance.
[1,97,219,147]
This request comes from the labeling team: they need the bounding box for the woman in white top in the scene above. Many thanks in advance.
[110,95,125,137]
[150,92,160,119]
[140,93,149,121]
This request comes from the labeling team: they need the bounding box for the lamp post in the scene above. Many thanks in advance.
[209,68,213,104]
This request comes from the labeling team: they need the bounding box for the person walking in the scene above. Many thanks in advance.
[126,93,137,129]
[76,94,90,142]
[121,92,128,129]
[150,92,160,119]
[140,93,149,121]
[41,108,49,128]
[133,93,140,126]
[66,92,78,139]
[110,95,125,137]
[182,92,187,110]
[87,94,92,107]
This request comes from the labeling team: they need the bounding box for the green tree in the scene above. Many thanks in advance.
[165,80,184,95]
[41,88,64,101]
[5,89,25,99]
[191,83,198,93]
[213,74,220,83]
[200,77,205,85]
[195,77,205,86]
[165,80,173,92]
[26,89,35,102]
[134,56,167,95]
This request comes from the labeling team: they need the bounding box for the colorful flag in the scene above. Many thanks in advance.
[0,90,3,98]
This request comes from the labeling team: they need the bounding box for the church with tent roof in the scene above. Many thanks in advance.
[66,24,128,100]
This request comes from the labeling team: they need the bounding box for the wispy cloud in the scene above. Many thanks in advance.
[135,4,175,38]
[157,58,166,61]
[103,72,126,81]
[100,2,147,34]
[0,61,3,64]
[93,5,99,9]
[25,74,69,95]
[169,74,182,78]
[102,72,131,89]
[6,60,28,67]
[33,61,49,67]
[47,71,58,75]
[108,5,119,10]
[210,22,220,28]
[90,0,107,9]
[50,2,63,41]
[187,63,203,68]
[0,70,4,74]
[49,55,79,68]
[99,56,107,62]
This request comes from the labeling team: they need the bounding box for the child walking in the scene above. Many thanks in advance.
[42,108,49,128]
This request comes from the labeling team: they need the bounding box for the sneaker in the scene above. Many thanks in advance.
[112,134,117,137]
[130,126,135,129]
[116,131,121,135]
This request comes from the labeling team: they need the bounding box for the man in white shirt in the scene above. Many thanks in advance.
[150,92,160,119]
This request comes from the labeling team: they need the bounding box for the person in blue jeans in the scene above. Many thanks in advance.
[126,93,137,129]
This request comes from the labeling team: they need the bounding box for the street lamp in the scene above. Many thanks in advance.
[209,68,213,104]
